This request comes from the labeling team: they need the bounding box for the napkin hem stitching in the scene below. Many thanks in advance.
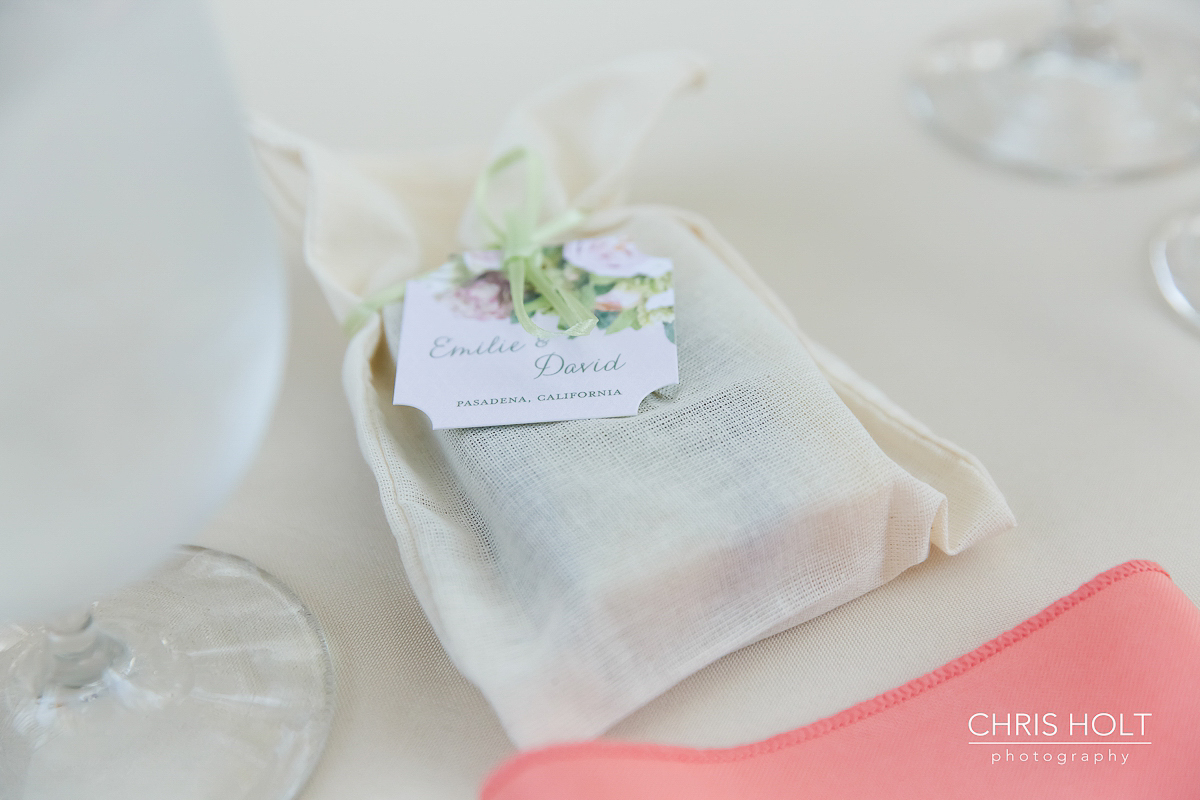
[481,559,1168,796]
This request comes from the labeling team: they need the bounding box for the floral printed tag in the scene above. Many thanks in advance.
[392,236,679,429]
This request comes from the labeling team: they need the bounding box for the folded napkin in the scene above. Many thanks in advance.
[483,561,1200,799]
[252,51,1015,747]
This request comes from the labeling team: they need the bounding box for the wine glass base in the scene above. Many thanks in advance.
[0,547,334,800]
[1152,212,1200,333]
[909,10,1200,181]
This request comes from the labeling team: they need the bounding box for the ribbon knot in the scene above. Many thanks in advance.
[477,148,594,339]
[344,147,594,338]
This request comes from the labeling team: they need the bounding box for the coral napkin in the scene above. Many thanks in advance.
[484,561,1200,799]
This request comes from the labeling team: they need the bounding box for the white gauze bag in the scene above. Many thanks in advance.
[252,52,1015,748]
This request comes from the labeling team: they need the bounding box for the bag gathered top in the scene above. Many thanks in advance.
[252,51,1015,747]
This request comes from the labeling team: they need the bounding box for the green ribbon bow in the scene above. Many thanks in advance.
[343,147,593,338]
[476,148,594,339]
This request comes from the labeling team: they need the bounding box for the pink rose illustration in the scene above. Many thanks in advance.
[462,249,504,274]
[564,237,671,278]
[443,271,513,321]
[594,286,642,312]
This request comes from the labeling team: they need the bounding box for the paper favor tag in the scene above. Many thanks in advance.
[393,237,679,429]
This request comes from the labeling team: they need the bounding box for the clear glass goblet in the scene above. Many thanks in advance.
[0,2,333,798]
[1151,211,1200,333]
[909,0,1200,181]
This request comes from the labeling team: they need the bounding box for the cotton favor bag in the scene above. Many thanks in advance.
[253,52,1016,748]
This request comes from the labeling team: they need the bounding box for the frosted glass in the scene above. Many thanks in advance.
[0,0,285,625]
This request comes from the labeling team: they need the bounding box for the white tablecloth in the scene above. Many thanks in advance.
[199,1,1200,797]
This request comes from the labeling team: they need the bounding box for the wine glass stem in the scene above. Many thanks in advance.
[44,608,125,689]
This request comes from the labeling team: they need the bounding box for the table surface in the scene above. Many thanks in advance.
[199,1,1200,797]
